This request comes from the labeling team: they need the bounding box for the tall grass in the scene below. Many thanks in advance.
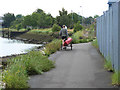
[104,56,114,72]
[92,39,98,49]
[2,51,55,88]
[72,31,83,44]
[44,39,61,56]
[29,28,52,34]
[112,71,120,85]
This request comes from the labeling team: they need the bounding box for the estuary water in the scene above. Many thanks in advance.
[0,37,42,57]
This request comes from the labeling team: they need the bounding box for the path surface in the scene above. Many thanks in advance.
[29,43,114,88]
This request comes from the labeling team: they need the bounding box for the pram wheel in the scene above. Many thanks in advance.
[70,43,72,50]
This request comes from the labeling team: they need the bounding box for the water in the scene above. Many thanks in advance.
[0,37,42,57]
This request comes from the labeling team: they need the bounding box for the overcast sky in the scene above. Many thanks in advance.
[0,0,108,17]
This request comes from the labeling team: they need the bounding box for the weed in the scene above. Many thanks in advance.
[92,39,98,49]
[112,71,120,85]
[104,56,114,72]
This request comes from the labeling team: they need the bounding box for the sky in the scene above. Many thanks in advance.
[0,0,108,17]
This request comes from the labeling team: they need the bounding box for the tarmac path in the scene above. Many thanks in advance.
[29,43,114,88]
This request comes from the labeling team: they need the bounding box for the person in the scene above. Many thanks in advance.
[59,25,68,47]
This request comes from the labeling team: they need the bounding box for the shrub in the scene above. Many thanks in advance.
[3,62,28,88]
[44,39,61,56]
[73,21,83,32]
[3,51,55,88]
[22,51,55,74]
[72,31,83,44]
[52,24,61,32]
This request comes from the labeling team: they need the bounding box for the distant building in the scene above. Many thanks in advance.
[108,0,120,8]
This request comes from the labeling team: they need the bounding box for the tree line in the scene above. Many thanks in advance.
[2,8,99,30]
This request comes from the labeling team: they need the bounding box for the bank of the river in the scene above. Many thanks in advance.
[1,35,61,88]
[10,31,59,44]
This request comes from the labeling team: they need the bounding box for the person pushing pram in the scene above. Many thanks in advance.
[59,25,68,47]
[59,25,72,50]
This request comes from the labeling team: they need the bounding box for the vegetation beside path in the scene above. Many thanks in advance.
[1,20,96,88]
[92,39,120,86]
[2,38,62,88]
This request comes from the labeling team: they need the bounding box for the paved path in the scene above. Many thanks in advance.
[29,43,114,88]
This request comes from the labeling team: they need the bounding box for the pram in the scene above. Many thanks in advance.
[61,37,72,50]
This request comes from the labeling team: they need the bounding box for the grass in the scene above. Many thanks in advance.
[0,70,3,89]
[112,71,120,85]
[29,28,52,34]
[3,63,28,88]
[104,56,114,72]
[44,39,61,56]
[71,30,93,44]
[92,39,98,49]
[2,51,55,88]
[71,31,83,44]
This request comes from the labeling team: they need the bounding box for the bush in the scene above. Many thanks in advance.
[3,62,28,88]
[3,51,55,88]
[72,31,83,44]
[44,39,61,56]
[74,21,83,32]
[52,24,61,32]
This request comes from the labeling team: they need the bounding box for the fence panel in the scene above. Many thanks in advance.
[96,1,120,71]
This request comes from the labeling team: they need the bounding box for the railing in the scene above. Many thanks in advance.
[96,2,120,70]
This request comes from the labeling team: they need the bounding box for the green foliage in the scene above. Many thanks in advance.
[16,23,22,31]
[2,13,16,28]
[104,56,114,71]
[72,31,83,44]
[3,62,28,88]
[44,39,61,56]
[73,21,83,32]
[10,15,24,29]
[59,8,68,16]
[3,51,55,88]
[112,71,120,85]
[72,30,94,44]
[94,15,99,19]
[92,39,98,49]
[3,8,96,30]
[56,8,71,27]
[52,24,61,32]
[83,16,94,25]
[68,13,82,24]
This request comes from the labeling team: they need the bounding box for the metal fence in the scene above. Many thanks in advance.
[96,2,120,71]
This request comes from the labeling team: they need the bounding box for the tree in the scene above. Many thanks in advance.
[94,15,99,19]
[56,8,70,27]
[22,15,33,28]
[2,13,15,28]
[35,9,44,14]
[52,24,61,32]
[74,21,83,32]
[10,14,24,29]
[59,8,68,16]
[16,14,23,19]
